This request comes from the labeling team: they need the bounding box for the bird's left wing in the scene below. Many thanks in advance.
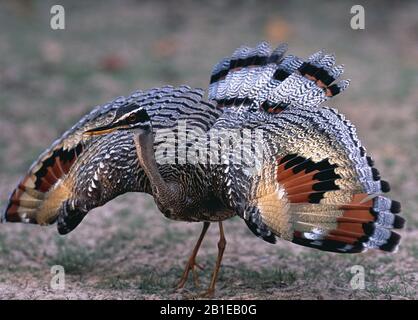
[208,42,404,253]
[224,105,404,253]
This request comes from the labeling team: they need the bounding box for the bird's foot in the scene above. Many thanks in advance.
[176,258,204,290]
[197,288,215,299]
[181,288,215,300]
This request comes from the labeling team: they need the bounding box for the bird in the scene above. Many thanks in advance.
[1,42,405,298]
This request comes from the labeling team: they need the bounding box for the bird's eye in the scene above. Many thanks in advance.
[127,114,137,123]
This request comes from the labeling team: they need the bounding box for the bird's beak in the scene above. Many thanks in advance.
[83,124,119,136]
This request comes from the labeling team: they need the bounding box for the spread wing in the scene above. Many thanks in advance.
[207,42,404,253]
[219,105,404,253]
[2,86,221,234]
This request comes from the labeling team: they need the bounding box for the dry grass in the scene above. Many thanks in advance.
[0,0,417,299]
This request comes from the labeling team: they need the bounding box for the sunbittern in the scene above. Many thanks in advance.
[2,42,404,297]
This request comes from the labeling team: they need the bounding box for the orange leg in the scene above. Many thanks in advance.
[176,222,210,289]
[201,221,227,298]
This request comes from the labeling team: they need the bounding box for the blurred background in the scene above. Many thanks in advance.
[0,0,417,299]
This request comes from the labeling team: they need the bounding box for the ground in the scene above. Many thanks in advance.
[0,0,417,300]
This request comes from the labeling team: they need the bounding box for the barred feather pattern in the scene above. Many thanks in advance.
[209,101,404,253]
[208,41,403,253]
[3,41,404,254]
[209,41,350,112]
[2,86,224,233]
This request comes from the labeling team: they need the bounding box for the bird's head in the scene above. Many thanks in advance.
[84,103,151,137]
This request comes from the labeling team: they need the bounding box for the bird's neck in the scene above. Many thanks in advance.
[132,132,174,198]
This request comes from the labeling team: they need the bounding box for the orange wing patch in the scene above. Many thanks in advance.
[33,143,83,191]
[277,154,340,204]
[4,143,83,224]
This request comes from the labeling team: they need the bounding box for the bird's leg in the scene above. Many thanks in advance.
[177,222,210,289]
[200,221,226,298]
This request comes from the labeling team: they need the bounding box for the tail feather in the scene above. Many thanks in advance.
[208,42,350,111]
[209,42,272,102]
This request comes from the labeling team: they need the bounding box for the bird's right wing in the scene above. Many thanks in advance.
[3,86,221,233]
